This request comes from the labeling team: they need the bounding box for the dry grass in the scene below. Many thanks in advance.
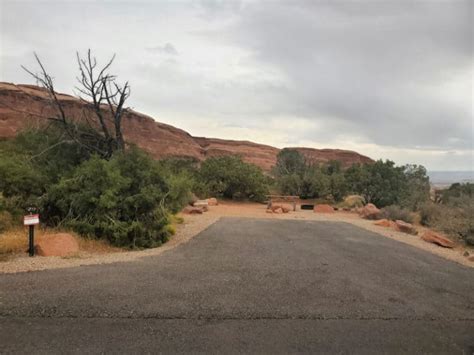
[76,237,122,254]
[0,226,121,261]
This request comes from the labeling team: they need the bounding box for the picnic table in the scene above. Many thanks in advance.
[266,195,299,211]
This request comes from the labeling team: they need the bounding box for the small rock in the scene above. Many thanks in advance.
[420,231,454,248]
[374,219,396,228]
[207,198,218,206]
[271,204,292,213]
[314,204,334,213]
[183,206,203,215]
[35,233,79,257]
[265,209,273,214]
[274,208,283,214]
[358,203,381,220]
[395,220,417,235]
[463,251,469,257]
[468,256,474,263]
[193,200,209,207]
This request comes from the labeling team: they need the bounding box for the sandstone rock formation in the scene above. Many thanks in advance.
[268,204,291,213]
[35,233,79,257]
[0,82,373,171]
[182,206,203,214]
[207,198,218,206]
[374,219,397,228]
[421,231,454,248]
[395,220,417,235]
[358,203,381,220]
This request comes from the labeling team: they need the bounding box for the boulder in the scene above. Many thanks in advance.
[270,204,292,213]
[374,219,396,228]
[314,204,334,213]
[266,209,273,214]
[182,206,203,214]
[207,198,218,206]
[395,220,417,235]
[274,208,283,214]
[35,233,79,257]
[421,231,454,248]
[358,203,381,220]
[270,204,291,213]
[468,256,474,263]
[193,200,209,207]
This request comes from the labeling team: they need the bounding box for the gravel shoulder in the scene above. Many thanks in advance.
[0,201,472,273]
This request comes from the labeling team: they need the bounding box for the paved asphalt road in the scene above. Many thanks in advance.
[1,218,473,354]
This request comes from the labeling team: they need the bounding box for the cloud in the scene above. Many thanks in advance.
[146,43,179,56]
[0,0,472,170]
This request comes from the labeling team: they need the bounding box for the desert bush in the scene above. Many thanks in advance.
[441,183,473,204]
[273,148,306,176]
[198,156,269,201]
[420,198,474,245]
[42,149,191,248]
[400,164,430,210]
[339,195,365,209]
[345,160,407,208]
[380,205,415,223]
[0,128,92,216]
[0,211,13,233]
[162,172,195,213]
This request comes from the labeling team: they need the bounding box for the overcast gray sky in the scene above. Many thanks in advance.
[1,0,472,171]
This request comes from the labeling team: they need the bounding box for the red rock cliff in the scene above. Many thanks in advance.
[0,82,373,170]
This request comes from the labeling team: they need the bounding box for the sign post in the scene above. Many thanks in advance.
[24,214,40,257]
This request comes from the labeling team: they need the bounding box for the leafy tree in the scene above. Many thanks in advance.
[345,160,407,208]
[401,164,430,210]
[198,156,269,201]
[273,149,306,176]
[300,167,330,199]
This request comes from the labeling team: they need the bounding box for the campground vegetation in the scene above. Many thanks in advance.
[0,52,471,251]
[272,148,473,245]
[0,128,271,249]
[0,131,473,248]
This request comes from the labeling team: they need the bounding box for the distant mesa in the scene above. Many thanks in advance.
[0,82,373,171]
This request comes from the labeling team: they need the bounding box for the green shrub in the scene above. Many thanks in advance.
[345,160,407,208]
[441,183,473,204]
[198,156,269,201]
[0,211,13,232]
[419,199,474,245]
[42,149,191,248]
[400,164,430,210]
[380,205,415,223]
[339,195,365,209]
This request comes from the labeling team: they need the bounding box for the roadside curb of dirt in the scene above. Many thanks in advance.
[0,214,221,274]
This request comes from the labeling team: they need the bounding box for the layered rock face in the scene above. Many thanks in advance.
[0,82,373,171]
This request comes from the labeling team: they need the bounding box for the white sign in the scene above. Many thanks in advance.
[24,214,40,226]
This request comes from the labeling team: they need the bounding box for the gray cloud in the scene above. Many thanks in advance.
[0,0,472,170]
[146,43,179,56]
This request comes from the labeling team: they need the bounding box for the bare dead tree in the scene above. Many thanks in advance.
[22,50,130,158]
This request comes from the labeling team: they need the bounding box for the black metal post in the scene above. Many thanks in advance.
[29,225,35,257]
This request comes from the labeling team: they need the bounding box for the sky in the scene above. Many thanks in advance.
[0,0,472,171]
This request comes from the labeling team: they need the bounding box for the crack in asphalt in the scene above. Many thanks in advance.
[1,314,473,321]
